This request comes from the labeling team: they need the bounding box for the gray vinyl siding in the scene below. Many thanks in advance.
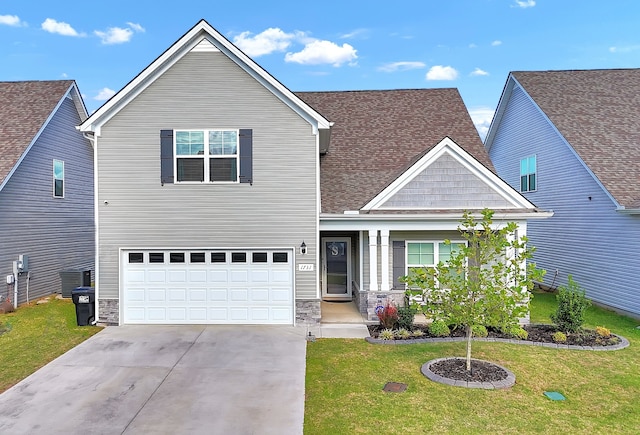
[0,97,94,304]
[97,51,318,301]
[488,84,640,316]
[382,154,513,209]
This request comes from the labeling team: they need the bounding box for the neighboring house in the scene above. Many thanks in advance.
[79,20,549,326]
[485,69,640,318]
[0,80,94,305]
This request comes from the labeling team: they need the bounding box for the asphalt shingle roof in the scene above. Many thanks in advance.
[0,80,74,186]
[512,69,640,209]
[296,89,492,214]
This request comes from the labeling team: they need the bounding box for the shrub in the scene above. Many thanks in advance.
[512,327,529,340]
[428,319,450,337]
[395,328,411,339]
[552,331,567,343]
[412,329,425,338]
[550,275,591,333]
[471,324,488,338]
[379,328,396,340]
[376,301,399,329]
[397,305,416,330]
[595,326,611,338]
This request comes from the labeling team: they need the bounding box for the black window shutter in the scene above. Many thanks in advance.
[160,130,174,185]
[239,129,253,184]
[392,241,406,290]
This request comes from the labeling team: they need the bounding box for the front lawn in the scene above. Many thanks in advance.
[305,292,640,434]
[0,297,101,393]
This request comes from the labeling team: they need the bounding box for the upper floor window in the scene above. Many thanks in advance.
[53,159,64,198]
[175,130,238,183]
[520,155,536,192]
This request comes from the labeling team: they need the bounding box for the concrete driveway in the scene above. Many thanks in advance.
[0,325,307,434]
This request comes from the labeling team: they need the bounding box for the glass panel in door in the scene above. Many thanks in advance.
[325,240,349,296]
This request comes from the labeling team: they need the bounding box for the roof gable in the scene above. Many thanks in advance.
[487,69,640,209]
[0,80,86,190]
[297,89,493,214]
[363,137,534,211]
[80,19,330,135]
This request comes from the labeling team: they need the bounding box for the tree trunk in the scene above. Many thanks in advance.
[466,324,473,371]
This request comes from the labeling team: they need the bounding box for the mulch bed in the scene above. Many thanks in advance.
[367,323,622,347]
[430,358,508,383]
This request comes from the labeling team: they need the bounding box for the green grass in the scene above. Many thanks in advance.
[305,291,640,434]
[0,297,101,393]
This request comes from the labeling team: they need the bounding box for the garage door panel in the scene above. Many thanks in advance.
[148,270,167,283]
[230,289,248,301]
[123,249,294,325]
[189,288,207,301]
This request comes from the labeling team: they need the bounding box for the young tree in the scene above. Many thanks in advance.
[402,208,544,371]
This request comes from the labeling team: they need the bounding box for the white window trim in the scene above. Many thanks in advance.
[53,159,64,198]
[519,155,537,193]
[405,240,467,275]
[174,129,239,184]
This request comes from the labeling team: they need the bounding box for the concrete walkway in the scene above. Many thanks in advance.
[0,325,307,435]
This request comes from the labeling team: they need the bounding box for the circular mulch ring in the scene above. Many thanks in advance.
[421,357,516,389]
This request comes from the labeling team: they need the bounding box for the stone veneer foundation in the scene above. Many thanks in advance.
[98,299,119,325]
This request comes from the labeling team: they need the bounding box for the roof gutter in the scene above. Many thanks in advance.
[320,210,554,221]
[616,206,640,215]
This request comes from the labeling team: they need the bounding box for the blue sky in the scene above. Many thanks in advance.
[2,0,640,138]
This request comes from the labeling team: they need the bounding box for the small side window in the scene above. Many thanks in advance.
[128,253,144,263]
[53,159,64,198]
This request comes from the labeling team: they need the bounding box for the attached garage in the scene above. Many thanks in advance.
[121,249,294,325]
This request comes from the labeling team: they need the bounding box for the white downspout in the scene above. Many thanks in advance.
[83,131,99,325]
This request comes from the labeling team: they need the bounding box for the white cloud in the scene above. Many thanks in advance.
[377,61,426,73]
[285,40,357,67]
[95,27,133,45]
[126,22,145,33]
[94,87,116,101]
[513,0,536,7]
[425,65,459,81]
[492,40,502,46]
[233,28,296,57]
[470,67,489,76]
[469,43,477,49]
[609,45,640,53]
[469,107,495,141]
[41,18,84,37]
[0,14,24,27]
[340,28,368,39]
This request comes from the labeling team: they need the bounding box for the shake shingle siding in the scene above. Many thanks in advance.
[0,97,94,303]
[489,81,640,316]
[96,51,318,301]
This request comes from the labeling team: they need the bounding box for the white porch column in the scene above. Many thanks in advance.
[380,229,390,291]
[368,230,379,291]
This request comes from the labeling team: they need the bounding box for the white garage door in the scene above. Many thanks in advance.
[122,249,294,324]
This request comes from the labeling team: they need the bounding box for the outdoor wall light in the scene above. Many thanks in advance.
[300,241,307,255]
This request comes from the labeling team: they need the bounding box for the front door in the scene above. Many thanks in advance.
[322,238,352,300]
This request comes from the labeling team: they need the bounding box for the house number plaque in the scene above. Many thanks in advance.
[298,264,314,271]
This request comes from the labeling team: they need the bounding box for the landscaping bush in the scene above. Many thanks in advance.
[379,328,395,340]
[472,324,488,338]
[375,301,399,329]
[397,305,416,330]
[596,326,611,338]
[550,275,591,333]
[428,319,450,337]
[552,331,567,343]
[395,328,411,339]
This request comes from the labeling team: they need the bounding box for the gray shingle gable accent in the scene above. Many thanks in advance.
[381,154,514,209]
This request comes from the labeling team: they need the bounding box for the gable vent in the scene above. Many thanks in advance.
[191,38,220,53]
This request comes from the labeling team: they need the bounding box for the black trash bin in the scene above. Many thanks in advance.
[71,287,95,326]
